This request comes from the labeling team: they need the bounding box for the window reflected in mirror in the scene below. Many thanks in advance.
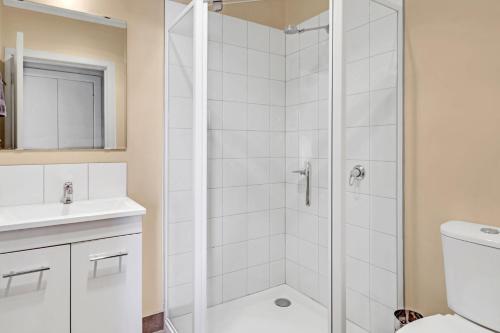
[0,0,127,150]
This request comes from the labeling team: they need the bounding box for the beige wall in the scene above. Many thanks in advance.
[1,4,127,148]
[405,0,500,315]
[174,0,328,29]
[0,0,164,317]
[216,0,328,29]
[173,0,286,28]
[217,0,286,29]
[284,0,329,27]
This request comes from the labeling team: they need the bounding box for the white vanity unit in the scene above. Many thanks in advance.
[0,164,146,333]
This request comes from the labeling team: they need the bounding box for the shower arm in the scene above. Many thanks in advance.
[298,24,330,34]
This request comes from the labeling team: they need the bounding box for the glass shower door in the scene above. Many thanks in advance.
[338,1,404,332]
[166,1,208,332]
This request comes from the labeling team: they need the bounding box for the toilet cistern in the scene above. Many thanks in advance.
[62,182,73,204]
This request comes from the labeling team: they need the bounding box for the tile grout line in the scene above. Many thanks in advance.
[267,25,272,291]
[368,2,374,325]
[244,17,249,298]
[283,28,289,288]
[220,12,225,304]
[316,16,321,298]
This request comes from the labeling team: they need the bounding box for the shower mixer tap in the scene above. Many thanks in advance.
[292,161,311,207]
[349,165,366,186]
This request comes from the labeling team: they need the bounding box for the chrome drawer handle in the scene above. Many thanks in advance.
[89,251,128,262]
[2,266,51,279]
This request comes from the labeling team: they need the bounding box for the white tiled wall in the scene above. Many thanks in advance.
[206,12,287,307]
[284,10,330,307]
[344,1,400,332]
[0,163,127,206]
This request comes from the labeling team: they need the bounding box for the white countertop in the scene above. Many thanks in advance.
[0,197,146,233]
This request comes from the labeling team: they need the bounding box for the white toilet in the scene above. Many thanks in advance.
[400,221,500,333]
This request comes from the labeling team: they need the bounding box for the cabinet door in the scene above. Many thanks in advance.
[0,245,70,333]
[71,234,142,333]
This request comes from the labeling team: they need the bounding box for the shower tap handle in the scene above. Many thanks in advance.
[349,165,366,186]
[291,162,311,207]
[292,169,307,176]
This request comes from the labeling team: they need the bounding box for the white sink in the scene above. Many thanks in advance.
[0,197,146,232]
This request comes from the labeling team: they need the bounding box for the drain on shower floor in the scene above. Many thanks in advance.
[274,298,292,307]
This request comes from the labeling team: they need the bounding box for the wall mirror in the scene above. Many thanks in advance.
[0,0,127,150]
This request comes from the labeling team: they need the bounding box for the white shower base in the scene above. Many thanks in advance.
[168,285,328,333]
[207,285,328,333]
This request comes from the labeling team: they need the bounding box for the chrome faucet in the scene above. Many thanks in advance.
[62,182,73,204]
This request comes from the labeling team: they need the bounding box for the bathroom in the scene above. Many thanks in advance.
[0,0,499,332]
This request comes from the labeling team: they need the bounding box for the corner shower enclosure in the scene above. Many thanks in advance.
[164,0,404,332]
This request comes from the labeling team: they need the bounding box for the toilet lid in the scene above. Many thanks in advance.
[399,315,494,333]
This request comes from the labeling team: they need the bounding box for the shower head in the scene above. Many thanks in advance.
[284,24,329,35]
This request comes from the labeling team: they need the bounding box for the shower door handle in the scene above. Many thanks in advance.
[292,161,311,207]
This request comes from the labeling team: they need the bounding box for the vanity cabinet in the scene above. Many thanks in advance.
[0,245,70,333]
[0,199,145,333]
[71,234,141,333]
